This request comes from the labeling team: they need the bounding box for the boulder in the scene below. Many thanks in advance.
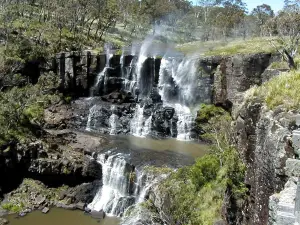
[0,218,8,225]
[42,207,50,214]
[91,210,105,220]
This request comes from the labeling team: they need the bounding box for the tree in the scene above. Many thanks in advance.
[251,4,274,35]
[264,3,300,69]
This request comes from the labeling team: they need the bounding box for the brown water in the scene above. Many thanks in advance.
[5,136,207,225]
[125,135,208,158]
[5,208,120,225]
[107,135,208,159]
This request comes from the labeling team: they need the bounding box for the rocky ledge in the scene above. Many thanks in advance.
[0,129,107,219]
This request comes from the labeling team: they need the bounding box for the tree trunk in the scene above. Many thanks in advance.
[284,50,297,70]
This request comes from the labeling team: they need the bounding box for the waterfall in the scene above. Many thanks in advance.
[91,44,114,95]
[130,105,152,137]
[87,37,212,140]
[158,57,199,140]
[174,104,194,141]
[86,105,101,132]
[120,54,137,94]
[88,152,167,217]
[88,153,134,216]
[109,105,118,135]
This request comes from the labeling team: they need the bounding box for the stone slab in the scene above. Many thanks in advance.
[292,130,300,151]
[42,207,49,214]
[286,159,300,177]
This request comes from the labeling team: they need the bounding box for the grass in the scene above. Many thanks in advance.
[176,37,278,56]
[269,61,289,70]
[2,202,24,213]
[247,70,300,110]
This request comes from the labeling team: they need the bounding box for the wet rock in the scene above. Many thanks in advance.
[56,202,76,210]
[18,212,27,217]
[42,207,50,214]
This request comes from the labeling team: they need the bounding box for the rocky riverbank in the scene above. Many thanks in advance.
[0,130,106,219]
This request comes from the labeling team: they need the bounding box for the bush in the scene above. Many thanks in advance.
[150,108,246,225]
[0,72,61,145]
[2,202,24,213]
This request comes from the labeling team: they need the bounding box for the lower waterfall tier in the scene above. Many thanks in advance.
[86,146,198,221]
[86,98,201,140]
[44,97,203,140]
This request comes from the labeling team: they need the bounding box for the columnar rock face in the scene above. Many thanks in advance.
[231,99,297,225]
[55,51,106,97]
[46,52,277,140]
[200,53,274,110]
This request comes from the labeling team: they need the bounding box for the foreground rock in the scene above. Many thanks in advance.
[229,97,298,224]
[0,218,8,225]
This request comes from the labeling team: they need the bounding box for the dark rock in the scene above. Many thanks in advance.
[229,102,295,225]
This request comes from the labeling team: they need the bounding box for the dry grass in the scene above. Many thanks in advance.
[176,37,278,56]
[247,70,300,110]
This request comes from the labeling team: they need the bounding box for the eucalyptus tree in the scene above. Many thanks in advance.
[264,1,300,69]
[251,4,274,36]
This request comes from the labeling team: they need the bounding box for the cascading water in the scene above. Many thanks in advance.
[88,153,134,216]
[88,152,167,217]
[91,44,114,95]
[109,105,118,135]
[86,105,101,132]
[120,53,137,94]
[86,34,211,140]
[158,57,200,140]
[130,105,152,137]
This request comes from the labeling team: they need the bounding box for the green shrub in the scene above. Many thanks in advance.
[0,72,61,145]
[2,202,24,213]
[196,104,225,123]
[151,109,246,225]
[190,155,220,190]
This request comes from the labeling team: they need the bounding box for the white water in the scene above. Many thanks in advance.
[174,104,194,141]
[109,105,118,135]
[130,105,152,137]
[88,152,167,217]
[91,44,114,95]
[86,105,101,132]
[121,55,137,94]
[158,57,199,140]
[88,153,132,216]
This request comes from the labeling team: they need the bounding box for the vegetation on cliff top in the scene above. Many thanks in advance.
[247,70,300,110]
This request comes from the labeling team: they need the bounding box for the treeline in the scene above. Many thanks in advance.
[0,0,299,60]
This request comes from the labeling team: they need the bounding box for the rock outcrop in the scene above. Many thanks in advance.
[200,53,276,111]
[0,130,104,197]
[230,97,297,225]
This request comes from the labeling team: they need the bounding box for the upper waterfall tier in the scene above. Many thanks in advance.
[48,51,274,140]
[85,50,212,140]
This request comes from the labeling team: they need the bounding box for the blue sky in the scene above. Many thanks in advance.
[192,0,284,12]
